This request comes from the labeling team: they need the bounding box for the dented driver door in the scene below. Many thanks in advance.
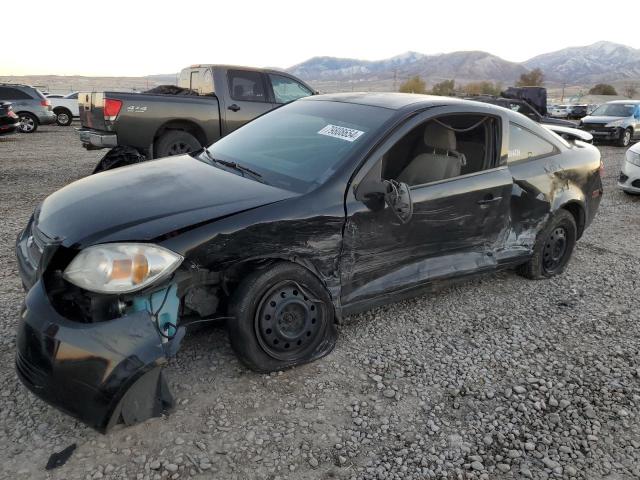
[339,107,513,311]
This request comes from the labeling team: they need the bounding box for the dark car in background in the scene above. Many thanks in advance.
[470,86,575,127]
[568,105,589,119]
[0,84,57,133]
[16,93,602,432]
[0,101,20,136]
[579,100,640,147]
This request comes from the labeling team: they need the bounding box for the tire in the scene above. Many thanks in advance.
[17,112,38,133]
[517,209,577,280]
[228,262,336,373]
[154,130,201,158]
[54,108,73,126]
[617,128,632,147]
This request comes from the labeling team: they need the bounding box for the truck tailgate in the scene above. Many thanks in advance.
[78,92,107,130]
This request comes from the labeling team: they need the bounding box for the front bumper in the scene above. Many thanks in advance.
[38,111,58,125]
[619,160,640,194]
[76,128,118,150]
[16,280,174,432]
[580,125,623,141]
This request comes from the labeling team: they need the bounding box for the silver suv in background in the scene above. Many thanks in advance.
[579,100,640,147]
[0,84,57,133]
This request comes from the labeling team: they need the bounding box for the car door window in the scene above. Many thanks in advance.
[381,114,499,187]
[508,123,556,163]
[268,74,313,104]
[228,70,268,103]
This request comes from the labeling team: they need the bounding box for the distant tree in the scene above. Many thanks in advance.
[399,75,426,94]
[516,68,545,87]
[589,83,618,95]
[463,81,502,96]
[623,83,638,98]
[430,79,456,96]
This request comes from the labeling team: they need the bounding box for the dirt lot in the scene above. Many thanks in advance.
[1,125,639,480]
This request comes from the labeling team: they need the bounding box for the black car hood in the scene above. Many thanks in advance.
[36,155,297,247]
[582,115,625,124]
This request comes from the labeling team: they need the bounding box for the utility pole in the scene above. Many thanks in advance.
[393,68,397,91]
[561,82,566,103]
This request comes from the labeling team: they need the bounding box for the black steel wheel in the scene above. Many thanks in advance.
[541,226,567,274]
[517,209,577,280]
[255,281,325,362]
[228,262,336,373]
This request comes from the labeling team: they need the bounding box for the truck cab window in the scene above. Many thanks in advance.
[228,70,267,103]
[268,74,313,104]
[382,114,498,187]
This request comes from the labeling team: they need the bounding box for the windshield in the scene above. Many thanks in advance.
[591,104,636,117]
[206,100,394,193]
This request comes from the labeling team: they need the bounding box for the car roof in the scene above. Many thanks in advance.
[301,92,505,113]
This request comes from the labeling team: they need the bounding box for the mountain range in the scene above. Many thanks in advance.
[286,41,640,87]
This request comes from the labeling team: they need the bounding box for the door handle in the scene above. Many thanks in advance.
[477,195,502,205]
[228,104,240,112]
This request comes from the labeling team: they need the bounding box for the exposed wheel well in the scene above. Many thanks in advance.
[153,120,207,157]
[561,202,585,239]
[53,107,71,115]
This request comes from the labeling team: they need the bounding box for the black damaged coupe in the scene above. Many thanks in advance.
[15,93,603,431]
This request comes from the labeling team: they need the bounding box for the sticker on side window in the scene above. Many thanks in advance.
[318,124,365,142]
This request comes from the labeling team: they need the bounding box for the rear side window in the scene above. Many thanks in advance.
[228,70,267,103]
[0,87,33,100]
[268,74,312,104]
[508,123,556,163]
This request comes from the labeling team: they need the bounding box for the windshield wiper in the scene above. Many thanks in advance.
[200,148,264,182]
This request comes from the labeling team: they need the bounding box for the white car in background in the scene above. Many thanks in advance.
[619,142,640,195]
[47,92,79,126]
[549,105,571,118]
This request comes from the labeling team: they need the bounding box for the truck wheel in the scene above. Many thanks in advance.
[517,209,577,280]
[155,131,201,158]
[54,108,73,126]
[18,113,38,133]
[618,129,632,147]
[228,262,336,373]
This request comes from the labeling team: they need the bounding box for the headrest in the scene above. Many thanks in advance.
[424,122,456,151]
[233,85,244,98]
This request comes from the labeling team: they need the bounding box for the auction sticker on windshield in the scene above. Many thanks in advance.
[318,124,365,142]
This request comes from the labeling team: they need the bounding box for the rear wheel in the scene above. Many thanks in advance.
[228,262,336,373]
[618,128,632,147]
[517,209,577,279]
[54,108,73,126]
[154,130,201,158]
[18,113,38,133]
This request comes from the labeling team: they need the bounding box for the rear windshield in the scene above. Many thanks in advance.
[591,104,635,117]
[206,100,394,193]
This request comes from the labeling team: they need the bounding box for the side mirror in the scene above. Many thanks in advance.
[355,179,413,223]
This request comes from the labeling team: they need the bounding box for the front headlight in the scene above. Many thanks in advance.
[605,119,625,128]
[626,149,640,167]
[63,243,183,293]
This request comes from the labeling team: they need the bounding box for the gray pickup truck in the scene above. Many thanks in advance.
[77,65,316,164]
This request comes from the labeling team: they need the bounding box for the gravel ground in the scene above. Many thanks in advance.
[1,125,639,480]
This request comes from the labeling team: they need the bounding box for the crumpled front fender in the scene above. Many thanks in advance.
[16,280,177,432]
